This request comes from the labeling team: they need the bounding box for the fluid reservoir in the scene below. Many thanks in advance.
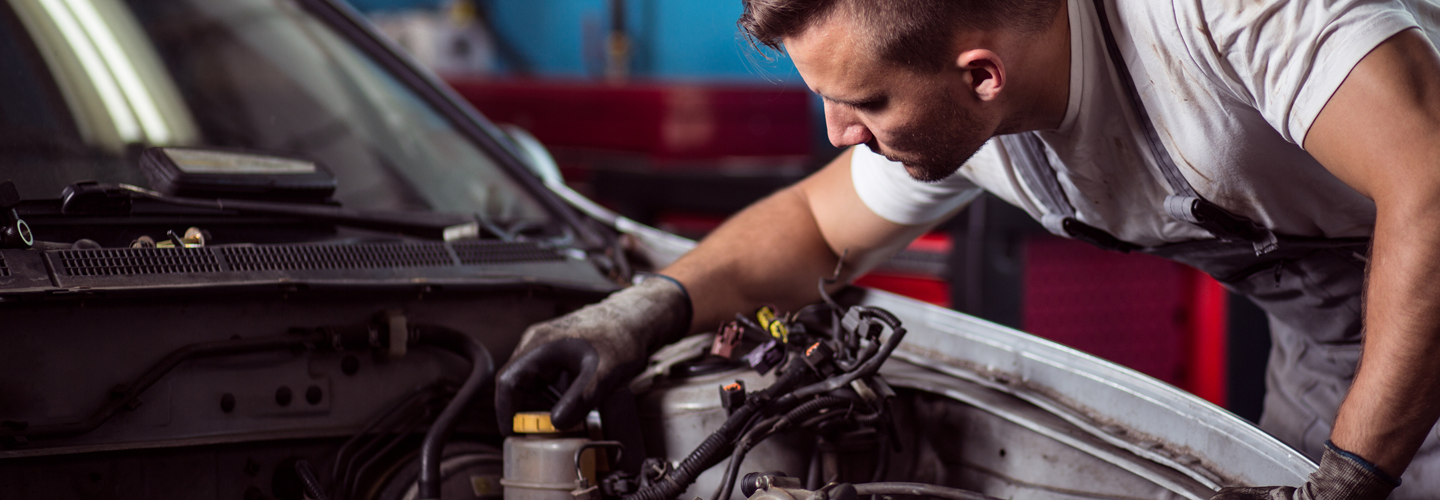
[637,362,813,500]
[502,412,596,500]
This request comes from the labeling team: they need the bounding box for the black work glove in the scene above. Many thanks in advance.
[495,276,691,433]
[1211,441,1399,500]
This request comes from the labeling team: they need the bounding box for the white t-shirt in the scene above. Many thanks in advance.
[853,0,1439,248]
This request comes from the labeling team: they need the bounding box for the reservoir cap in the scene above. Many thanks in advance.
[513,411,559,433]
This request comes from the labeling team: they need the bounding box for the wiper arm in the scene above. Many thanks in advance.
[58,181,481,241]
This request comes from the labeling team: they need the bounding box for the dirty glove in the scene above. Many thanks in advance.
[495,275,691,433]
[1211,441,1399,500]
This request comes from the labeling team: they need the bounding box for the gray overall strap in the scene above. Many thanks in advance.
[1090,0,1278,255]
[999,133,1072,234]
[1000,132,1138,252]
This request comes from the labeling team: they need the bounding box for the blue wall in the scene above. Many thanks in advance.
[348,0,802,82]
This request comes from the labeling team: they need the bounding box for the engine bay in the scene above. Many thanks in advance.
[0,278,1248,500]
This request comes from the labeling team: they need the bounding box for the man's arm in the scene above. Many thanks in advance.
[1305,28,1440,478]
[495,147,949,429]
[661,147,950,331]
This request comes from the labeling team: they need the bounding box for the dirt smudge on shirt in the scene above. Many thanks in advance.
[1159,126,1212,183]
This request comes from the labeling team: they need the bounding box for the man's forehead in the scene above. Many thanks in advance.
[784,15,885,100]
[784,12,875,65]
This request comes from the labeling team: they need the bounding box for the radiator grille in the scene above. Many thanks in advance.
[52,241,562,276]
[55,247,221,276]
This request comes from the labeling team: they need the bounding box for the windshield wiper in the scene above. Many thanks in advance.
[56,181,483,241]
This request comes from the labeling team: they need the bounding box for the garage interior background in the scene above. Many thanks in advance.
[343,0,1273,423]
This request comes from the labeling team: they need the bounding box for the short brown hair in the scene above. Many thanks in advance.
[738,0,1063,71]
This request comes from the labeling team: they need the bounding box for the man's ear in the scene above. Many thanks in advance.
[957,49,1005,101]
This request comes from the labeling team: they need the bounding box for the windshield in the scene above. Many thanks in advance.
[0,0,550,225]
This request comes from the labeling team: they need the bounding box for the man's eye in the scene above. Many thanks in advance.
[853,99,885,111]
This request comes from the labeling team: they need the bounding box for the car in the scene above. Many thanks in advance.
[0,0,1312,499]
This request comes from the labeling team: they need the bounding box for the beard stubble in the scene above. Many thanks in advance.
[869,93,992,183]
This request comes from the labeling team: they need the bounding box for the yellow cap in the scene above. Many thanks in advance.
[513,412,559,433]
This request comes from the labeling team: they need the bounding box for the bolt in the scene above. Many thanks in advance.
[306,386,323,405]
[220,393,236,413]
[275,386,293,406]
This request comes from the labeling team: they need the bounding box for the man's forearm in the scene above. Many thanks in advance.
[1306,29,1440,479]
[658,147,939,332]
[1331,203,1440,477]
[661,186,844,331]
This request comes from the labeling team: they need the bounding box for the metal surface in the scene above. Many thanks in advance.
[882,362,1212,499]
[635,365,812,500]
[0,290,583,460]
[502,436,593,500]
[857,289,1315,488]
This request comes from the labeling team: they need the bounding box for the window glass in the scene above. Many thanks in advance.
[0,0,548,226]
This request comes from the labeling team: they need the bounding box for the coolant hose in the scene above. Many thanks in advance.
[413,325,495,500]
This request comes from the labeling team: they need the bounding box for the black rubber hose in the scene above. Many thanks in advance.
[332,385,444,495]
[413,325,495,500]
[623,362,811,500]
[0,330,329,441]
[851,482,1001,500]
[295,459,331,500]
[336,400,435,499]
[351,411,432,499]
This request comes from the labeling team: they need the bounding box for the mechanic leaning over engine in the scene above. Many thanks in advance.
[495,0,1440,498]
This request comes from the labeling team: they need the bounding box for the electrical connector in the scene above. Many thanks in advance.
[719,381,747,415]
[756,306,789,344]
[711,322,743,359]
[802,341,835,377]
[744,340,785,375]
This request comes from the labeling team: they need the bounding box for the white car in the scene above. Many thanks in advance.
[0,0,1310,499]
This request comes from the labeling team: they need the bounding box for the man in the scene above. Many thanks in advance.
[496,0,1440,498]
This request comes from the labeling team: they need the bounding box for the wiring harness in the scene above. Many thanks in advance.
[613,287,908,500]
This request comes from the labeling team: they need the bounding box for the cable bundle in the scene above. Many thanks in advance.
[621,297,907,500]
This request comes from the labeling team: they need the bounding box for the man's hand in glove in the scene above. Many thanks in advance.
[1212,441,1400,500]
[495,276,692,432]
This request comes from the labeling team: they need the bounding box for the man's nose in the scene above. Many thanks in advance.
[824,104,873,148]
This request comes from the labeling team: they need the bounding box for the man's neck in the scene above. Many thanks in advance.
[995,0,1072,134]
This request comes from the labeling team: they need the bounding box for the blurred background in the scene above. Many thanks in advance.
[344,0,1272,424]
